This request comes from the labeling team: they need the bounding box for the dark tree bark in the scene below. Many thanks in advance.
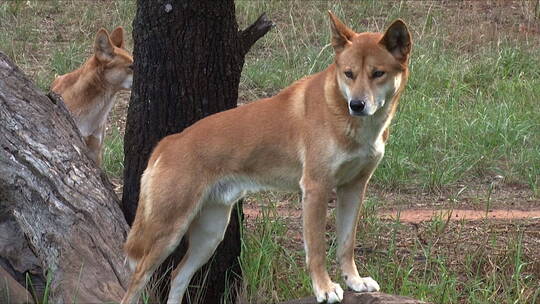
[122,1,272,303]
[0,52,129,303]
[278,292,427,304]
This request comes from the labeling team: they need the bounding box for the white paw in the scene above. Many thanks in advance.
[315,282,344,303]
[346,276,380,292]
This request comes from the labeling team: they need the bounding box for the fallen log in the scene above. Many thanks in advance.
[278,291,426,304]
[0,51,129,303]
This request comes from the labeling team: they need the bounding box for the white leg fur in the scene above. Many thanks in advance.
[336,181,380,293]
[166,202,234,304]
[345,276,380,293]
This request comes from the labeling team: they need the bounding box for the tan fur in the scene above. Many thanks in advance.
[51,26,133,166]
[122,12,412,304]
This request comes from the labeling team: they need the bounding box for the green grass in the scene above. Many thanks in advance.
[378,43,540,191]
[239,195,312,303]
[103,126,125,178]
[1,1,539,303]
[239,195,315,303]
[236,1,540,193]
[240,195,540,303]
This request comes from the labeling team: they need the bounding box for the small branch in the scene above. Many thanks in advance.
[239,13,274,55]
[46,91,63,106]
[277,291,427,304]
[47,91,73,124]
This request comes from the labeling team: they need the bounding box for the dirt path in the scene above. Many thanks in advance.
[378,208,540,223]
[243,206,540,223]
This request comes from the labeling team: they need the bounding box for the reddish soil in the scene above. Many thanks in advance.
[244,206,540,224]
[379,208,540,224]
[243,184,540,225]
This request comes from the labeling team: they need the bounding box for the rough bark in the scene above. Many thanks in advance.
[0,52,129,303]
[278,292,427,304]
[122,1,272,303]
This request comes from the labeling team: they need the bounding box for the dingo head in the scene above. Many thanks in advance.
[328,12,411,116]
[94,26,134,90]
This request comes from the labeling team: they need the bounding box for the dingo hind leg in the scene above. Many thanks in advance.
[121,169,205,304]
[166,202,234,304]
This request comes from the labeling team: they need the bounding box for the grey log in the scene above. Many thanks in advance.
[0,51,129,303]
[278,291,427,304]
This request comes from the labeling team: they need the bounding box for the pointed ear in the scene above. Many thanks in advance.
[328,11,355,53]
[110,26,125,49]
[379,19,412,62]
[94,29,114,62]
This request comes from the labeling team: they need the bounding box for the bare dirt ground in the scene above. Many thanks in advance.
[242,183,540,224]
[380,209,540,223]
[244,206,540,225]
[242,183,540,243]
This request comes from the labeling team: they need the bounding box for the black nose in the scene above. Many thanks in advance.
[349,99,366,112]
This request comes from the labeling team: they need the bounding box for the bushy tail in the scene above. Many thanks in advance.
[123,205,147,271]
[123,170,153,271]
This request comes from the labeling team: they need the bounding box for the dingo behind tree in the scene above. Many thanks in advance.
[52,27,133,166]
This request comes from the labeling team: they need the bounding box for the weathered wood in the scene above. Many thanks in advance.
[278,291,426,304]
[122,1,272,303]
[0,52,129,303]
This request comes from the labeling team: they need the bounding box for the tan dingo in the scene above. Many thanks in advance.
[121,12,411,304]
[52,27,133,165]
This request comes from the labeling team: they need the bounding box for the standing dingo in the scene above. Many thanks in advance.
[121,12,411,304]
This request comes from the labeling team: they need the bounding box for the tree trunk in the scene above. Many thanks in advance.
[278,292,427,304]
[0,52,129,303]
[122,1,271,303]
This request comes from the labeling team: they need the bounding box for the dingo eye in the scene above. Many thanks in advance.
[344,70,354,79]
[372,70,385,78]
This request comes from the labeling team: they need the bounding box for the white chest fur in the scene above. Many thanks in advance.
[76,93,116,138]
[332,135,385,185]
[331,110,391,185]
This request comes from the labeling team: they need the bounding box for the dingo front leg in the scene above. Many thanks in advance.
[301,177,343,303]
[336,178,379,293]
[85,124,105,166]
